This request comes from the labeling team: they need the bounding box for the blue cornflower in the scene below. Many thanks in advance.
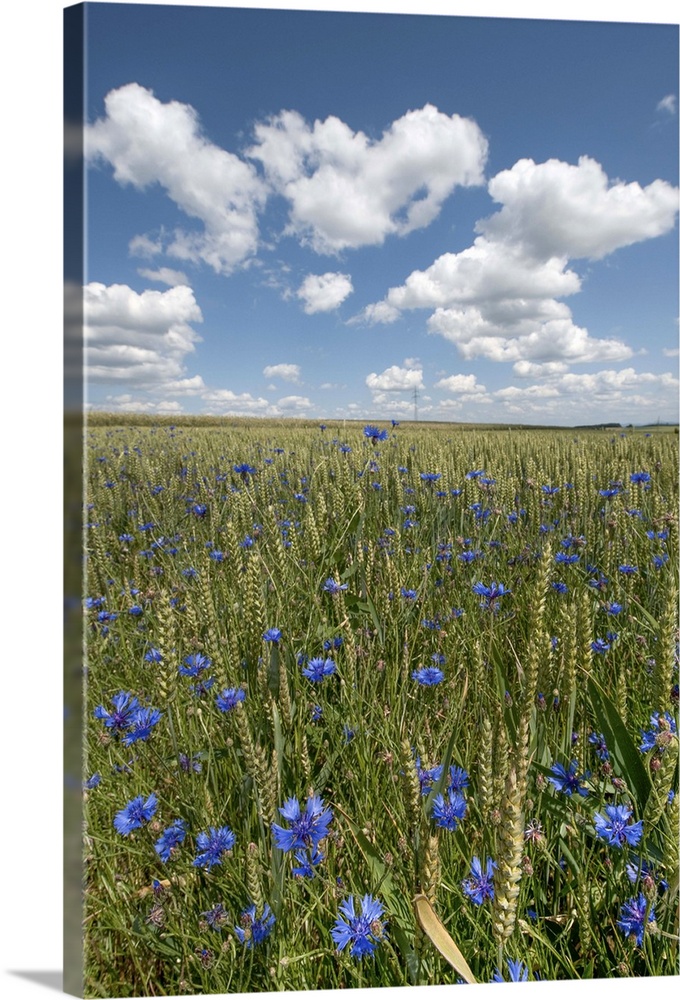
[292,847,325,878]
[178,752,203,773]
[190,676,215,698]
[412,666,445,686]
[630,471,651,484]
[432,789,467,831]
[599,488,619,498]
[94,691,140,733]
[591,638,610,654]
[118,533,134,543]
[121,707,163,746]
[472,581,510,609]
[639,711,677,753]
[415,757,443,795]
[548,760,589,797]
[190,503,207,517]
[588,732,610,761]
[272,795,333,852]
[541,485,559,495]
[234,903,275,948]
[552,581,568,593]
[193,826,236,869]
[653,553,669,569]
[593,804,643,848]
[331,894,387,959]
[448,765,469,792]
[144,647,163,663]
[201,903,229,930]
[420,472,441,483]
[128,604,144,617]
[462,856,496,904]
[311,704,323,722]
[179,652,212,677]
[626,859,668,894]
[401,588,418,601]
[492,958,529,982]
[618,893,656,946]
[465,469,485,479]
[113,793,158,836]
[604,601,623,615]
[618,564,638,574]
[263,628,282,644]
[302,657,337,682]
[215,687,246,712]
[154,819,186,862]
[84,773,101,789]
[555,551,580,564]
[363,425,388,443]
[323,578,348,594]
[233,463,257,479]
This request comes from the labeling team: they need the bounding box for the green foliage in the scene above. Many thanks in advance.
[82,420,679,995]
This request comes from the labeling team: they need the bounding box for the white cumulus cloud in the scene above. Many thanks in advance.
[492,367,679,421]
[138,267,190,287]
[248,104,488,253]
[434,372,486,394]
[365,364,424,393]
[84,282,203,386]
[86,83,267,274]
[278,394,313,410]
[297,272,353,313]
[482,156,679,261]
[360,154,677,369]
[263,363,301,382]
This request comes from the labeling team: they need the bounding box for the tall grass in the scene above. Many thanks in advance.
[82,420,678,996]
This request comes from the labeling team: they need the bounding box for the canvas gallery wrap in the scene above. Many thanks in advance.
[64,1,679,997]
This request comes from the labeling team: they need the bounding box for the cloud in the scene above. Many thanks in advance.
[434,372,486,394]
[86,83,266,274]
[512,360,570,378]
[427,307,632,365]
[365,364,424,393]
[248,104,488,253]
[84,281,203,386]
[297,272,353,313]
[656,94,677,115]
[129,233,165,259]
[277,394,313,410]
[360,154,677,368]
[200,388,272,415]
[493,367,679,419]
[662,346,679,357]
[94,394,184,414]
[138,267,190,287]
[263,363,301,382]
[482,156,679,261]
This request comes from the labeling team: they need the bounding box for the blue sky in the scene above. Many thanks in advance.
[79,1,679,424]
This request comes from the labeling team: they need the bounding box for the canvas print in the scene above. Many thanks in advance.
[66,1,679,996]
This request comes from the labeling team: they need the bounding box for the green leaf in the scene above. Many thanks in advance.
[587,676,651,811]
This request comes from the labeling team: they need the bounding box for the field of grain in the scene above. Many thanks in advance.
[82,418,678,996]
